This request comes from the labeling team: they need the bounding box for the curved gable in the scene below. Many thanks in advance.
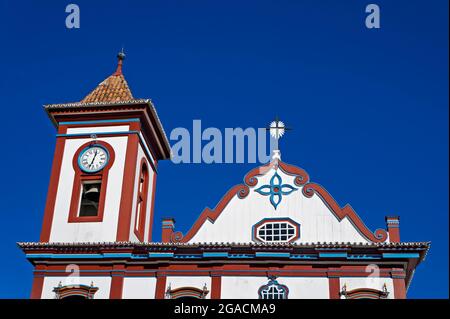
[173,159,388,244]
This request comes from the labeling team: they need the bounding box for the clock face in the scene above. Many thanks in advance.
[78,145,109,173]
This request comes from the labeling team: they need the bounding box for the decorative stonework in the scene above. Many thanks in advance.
[165,284,209,299]
[339,283,389,299]
[53,282,99,299]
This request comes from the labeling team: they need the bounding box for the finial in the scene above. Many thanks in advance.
[114,48,126,75]
[266,116,291,159]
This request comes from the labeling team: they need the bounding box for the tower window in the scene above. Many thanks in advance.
[79,181,102,217]
[68,140,115,223]
[134,160,149,241]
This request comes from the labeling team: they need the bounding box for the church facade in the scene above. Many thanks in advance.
[18,53,429,299]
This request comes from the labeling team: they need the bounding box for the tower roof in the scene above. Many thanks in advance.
[81,51,134,103]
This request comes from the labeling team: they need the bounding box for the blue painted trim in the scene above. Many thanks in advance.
[60,119,140,125]
[228,254,254,259]
[203,252,228,258]
[318,252,348,258]
[289,254,317,260]
[382,253,420,259]
[255,252,290,258]
[56,130,139,138]
[102,253,133,258]
[148,253,174,258]
[347,255,381,260]
[26,254,105,259]
[173,255,202,259]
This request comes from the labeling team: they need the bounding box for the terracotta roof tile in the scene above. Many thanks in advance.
[80,51,134,103]
[81,73,133,103]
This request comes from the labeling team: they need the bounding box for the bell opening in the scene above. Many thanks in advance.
[79,181,102,217]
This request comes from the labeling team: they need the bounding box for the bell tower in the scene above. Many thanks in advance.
[40,52,171,243]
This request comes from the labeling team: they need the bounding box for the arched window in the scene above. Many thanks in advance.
[53,282,99,299]
[258,276,289,299]
[340,284,389,299]
[165,284,209,299]
[134,159,149,241]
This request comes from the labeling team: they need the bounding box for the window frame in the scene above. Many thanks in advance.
[134,158,150,241]
[252,218,300,243]
[258,277,289,299]
[68,141,115,223]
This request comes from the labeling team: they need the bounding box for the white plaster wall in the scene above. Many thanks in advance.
[67,125,130,134]
[189,167,371,244]
[41,276,111,299]
[220,276,329,299]
[339,277,395,299]
[122,277,157,299]
[165,276,212,299]
[128,143,156,242]
[49,135,128,242]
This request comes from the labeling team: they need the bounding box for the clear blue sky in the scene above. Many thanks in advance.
[0,0,447,298]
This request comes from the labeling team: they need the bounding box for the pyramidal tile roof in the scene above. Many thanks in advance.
[81,51,134,103]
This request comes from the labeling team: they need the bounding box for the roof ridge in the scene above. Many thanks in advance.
[80,52,134,103]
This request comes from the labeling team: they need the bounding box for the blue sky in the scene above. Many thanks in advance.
[0,0,447,298]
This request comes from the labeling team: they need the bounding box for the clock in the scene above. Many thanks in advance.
[78,145,110,173]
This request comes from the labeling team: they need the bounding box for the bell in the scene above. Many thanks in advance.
[85,186,100,202]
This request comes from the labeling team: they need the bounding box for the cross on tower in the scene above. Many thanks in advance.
[266,116,291,150]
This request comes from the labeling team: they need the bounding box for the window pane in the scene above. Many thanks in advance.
[79,181,101,217]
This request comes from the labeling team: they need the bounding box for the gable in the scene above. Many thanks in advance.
[177,160,388,244]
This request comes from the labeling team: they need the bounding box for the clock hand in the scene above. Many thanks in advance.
[90,150,98,166]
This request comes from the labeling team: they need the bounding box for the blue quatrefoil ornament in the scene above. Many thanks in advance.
[255,171,297,209]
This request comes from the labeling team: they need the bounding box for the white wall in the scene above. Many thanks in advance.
[220,276,329,299]
[122,277,157,299]
[128,143,156,242]
[189,167,372,244]
[41,276,111,299]
[49,127,128,242]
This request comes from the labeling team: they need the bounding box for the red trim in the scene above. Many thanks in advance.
[167,286,209,299]
[176,159,387,243]
[116,122,140,241]
[386,216,400,243]
[211,275,221,299]
[134,158,150,242]
[302,183,387,242]
[30,266,46,299]
[393,277,406,299]
[162,218,175,243]
[342,288,389,299]
[68,141,115,223]
[48,104,171,160]
[54,285,99,299]
[147,165,158,242]
[109,265,125,299]
[328,277,340,299]
[155,275,167,299]
[40,127,67,242]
